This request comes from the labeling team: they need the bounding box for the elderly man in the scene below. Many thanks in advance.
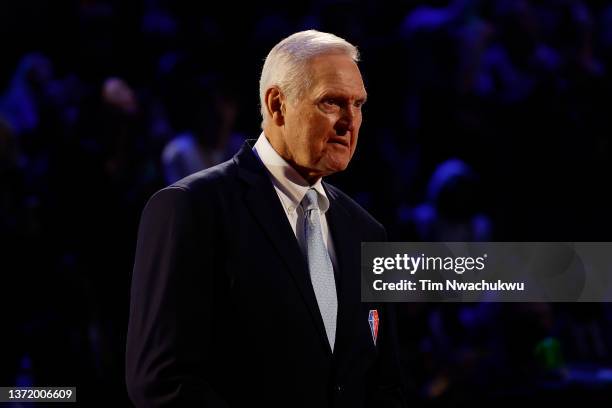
[126,30,406,407]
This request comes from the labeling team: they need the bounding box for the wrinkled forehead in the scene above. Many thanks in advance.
[306,53,366,97]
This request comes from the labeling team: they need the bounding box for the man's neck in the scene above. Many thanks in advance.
[262,129,322,186]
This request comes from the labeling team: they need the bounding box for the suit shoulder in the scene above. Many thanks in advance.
[169,158,238,194]
[324,182,385,234]
[144,159,238,214]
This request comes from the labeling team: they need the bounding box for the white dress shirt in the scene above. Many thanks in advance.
[253,133,338,271]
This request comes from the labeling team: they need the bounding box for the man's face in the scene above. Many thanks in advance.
[281,53,367,181]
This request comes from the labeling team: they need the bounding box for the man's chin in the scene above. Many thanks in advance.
[323,158,350,175]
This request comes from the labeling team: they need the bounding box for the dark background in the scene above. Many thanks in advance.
[2,0,612,405]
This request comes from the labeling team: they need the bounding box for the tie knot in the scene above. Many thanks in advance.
[301,189,319,212]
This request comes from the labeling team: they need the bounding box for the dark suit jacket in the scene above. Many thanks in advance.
[126,140,406,407]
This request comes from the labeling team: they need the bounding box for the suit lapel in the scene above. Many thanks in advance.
[235,142,332,354]
[324,183,362,361]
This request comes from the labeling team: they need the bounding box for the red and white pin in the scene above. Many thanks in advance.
[368,309,379,346]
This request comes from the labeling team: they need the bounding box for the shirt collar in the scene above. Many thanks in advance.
[253,132,330,213]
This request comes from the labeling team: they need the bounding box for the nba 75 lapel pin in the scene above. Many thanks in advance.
[368,309,379,346]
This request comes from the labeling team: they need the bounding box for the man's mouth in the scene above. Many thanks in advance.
[328,137,349,147]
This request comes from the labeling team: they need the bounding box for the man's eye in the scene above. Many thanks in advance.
[323,99,338,106]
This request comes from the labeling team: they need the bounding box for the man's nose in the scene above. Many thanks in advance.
[335,106,356,135]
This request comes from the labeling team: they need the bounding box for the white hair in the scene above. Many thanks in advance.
[259,29,360,127]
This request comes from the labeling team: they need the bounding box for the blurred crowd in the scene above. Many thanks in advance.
[2,0,612,405]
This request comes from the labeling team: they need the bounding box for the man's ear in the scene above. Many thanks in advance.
[265,87,285,126]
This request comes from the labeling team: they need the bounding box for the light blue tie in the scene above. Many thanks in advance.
[301,188,337,351]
